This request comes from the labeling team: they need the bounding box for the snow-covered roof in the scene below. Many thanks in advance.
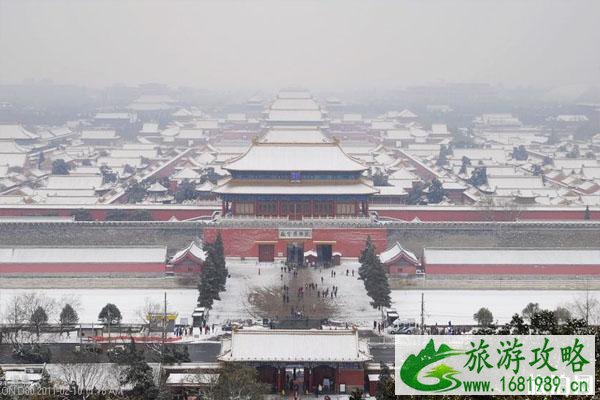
[166,373,218,386]
[134,94,175,104]
[388,169,418,180]
[147,182,168,192]
[140,123,160,134]
[111,148,157,159]
[379,242,420,265]
[375,186,408,196]
[0,153,26,167]
[0,140,27,153]
[170,242,206,264]
[196,181,213,192]
[172,168,201,180]
[555,114,589,122]
[94,112,134,121]
[371,121,396,130]
[277,90,312,99]
[81,130,119,140]
[271,98,320,111]
[452,148,507,163]
[177,129,205,140]
[267,110,323,122]
[227,113,247,121]
[342,113,362,122]
[487,176,545,190]
[385,129,412,140]
[398,109,418,119]
[0,125,38,140]
[431,124,450,135]
[196,120,219,130]
[553,159,597,169]
[260,129,328,144]
[172,108,194,118]
[219,329,371,362]
[97,157,142,168]
[223,142,368,172]
[0,246,167,263]
[213,178,377,195]
[424,248,600,265]
[46,175,104,190]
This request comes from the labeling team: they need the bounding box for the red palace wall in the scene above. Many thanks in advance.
[0,263,165,274]
[426,264,600,275]
[203,227,387,259]
[386,261,418,276]
[168,259,203,274]
[338,369,365,390]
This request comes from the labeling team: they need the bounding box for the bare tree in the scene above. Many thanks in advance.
[569,291,599,325]
[1,292,58,356]
[58,362,122,399]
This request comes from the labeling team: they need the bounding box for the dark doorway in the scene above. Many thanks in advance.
[258,244,275,262]
[316,244,332,266]
[286,243,304,266]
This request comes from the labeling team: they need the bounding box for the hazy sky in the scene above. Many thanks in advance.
[1,0,599,90]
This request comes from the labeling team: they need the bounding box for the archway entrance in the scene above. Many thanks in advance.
[316,244,333,266]
[286,243,304,266]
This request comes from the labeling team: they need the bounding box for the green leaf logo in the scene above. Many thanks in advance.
[400,339,464,392]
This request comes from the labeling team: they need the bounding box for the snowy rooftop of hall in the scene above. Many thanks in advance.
[0,246,167,263]
[259,129,329,143]
[222,141,368,172]
[270,98,320,111]
[213,178,378,195]
[218,329,371,362]
[170,241,206,264]
[276,90,312,99]
[379,242,420,265]
[0,125,38,140]
[423,248,600,265]
[267,110,324,122]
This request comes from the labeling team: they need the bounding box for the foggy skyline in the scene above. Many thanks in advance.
[1,0,599,91]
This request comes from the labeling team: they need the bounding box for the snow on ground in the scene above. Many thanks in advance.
[0,261,598,327]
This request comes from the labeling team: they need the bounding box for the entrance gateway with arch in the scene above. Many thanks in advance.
[203,226,388,262]
[218,329,371,394]
[259,228,335,266]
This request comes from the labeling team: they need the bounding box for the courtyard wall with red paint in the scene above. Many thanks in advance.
[425,264,600,275]
[0,263,165,274]
[203,227,387,258]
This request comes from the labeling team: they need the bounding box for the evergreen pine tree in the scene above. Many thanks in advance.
[376,363,395,400]
[365,255,391,310]
[358,236,374,280]
[38,368,53,390]
[213,232,228,292]
[584,206,591,220]
[120,338,158,399]
[197,242,221,309]
[59,304,79,330]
